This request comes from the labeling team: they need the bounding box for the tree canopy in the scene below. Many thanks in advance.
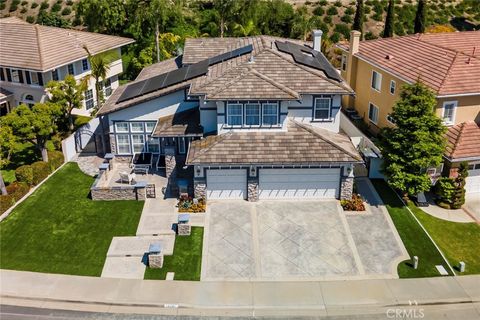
[414,0,427,34]
[383,0,395,38]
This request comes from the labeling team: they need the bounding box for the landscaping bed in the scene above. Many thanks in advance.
[0,162,143,276]
[144,227,204,281]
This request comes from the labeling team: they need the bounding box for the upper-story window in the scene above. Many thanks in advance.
[115,122,129,132]
[389,80,396,95]
[30,72,39,85]
[371,70,382,91]
[227,103,243,126]
[67,64,75,75]
[313,97,331,120]
[0,68,5,81]
[341,54,347,72]
[262,103,278,125]
[245,103,261,126]
[145,122,156,133]
[104,78,112,97]
[84,89,94,110]
[11,69,21,83]
[130,122,144,132]
[368,102,379,124]
[82,59,89,71]
[442,101,457,124]
[178,137,186,154]
[51,69,59,81]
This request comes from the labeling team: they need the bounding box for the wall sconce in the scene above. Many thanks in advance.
[196,167,201,176]
[250,166,256,176]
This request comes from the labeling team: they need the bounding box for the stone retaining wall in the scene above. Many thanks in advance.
[340,177,354,200]
[90,170,146,201]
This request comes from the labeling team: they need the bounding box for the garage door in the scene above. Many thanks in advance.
[206,169,247,200]
[259,168,341,199]
[466,169,480,193]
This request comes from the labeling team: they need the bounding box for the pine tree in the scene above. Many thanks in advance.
[352,0,364,38]
[382,0,394,38]
[414,0,426,34]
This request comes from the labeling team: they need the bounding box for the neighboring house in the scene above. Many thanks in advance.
[98,31,363,201]
[338,30,480,191]
[0,17,134,116]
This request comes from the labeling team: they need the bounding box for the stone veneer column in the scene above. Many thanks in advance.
[340,177,354,200]
[247,178,258,202]
[194,180,206,199]
[109,134,116,155]
[164,146,176,180]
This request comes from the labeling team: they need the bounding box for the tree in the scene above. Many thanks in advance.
[46,75,87,132]
[0,126,19,195]
[352,0,364,37]
[233,19,258,37]
[292,6,316,41]
[414,0,426,34]
[383,0,394,38]
[212,0,238,37]
[0,172,6,195]
[452,162,469,208]
[75,0,127,34]
[378,81,446,197]
[1,104,62,162]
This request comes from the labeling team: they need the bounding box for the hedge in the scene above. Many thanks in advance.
[48,150,65,172]
[31,161,51,185]
[15,165,34,186]
[0,182,30,215]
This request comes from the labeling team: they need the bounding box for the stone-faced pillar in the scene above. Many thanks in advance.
[247,178,258,202]
[194,179,206,199]
[340,164,354,200]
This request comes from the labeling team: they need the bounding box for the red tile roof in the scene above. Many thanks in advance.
[445,121,480,160]
[339,31,480,96]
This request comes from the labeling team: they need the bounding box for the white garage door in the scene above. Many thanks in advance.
[259,168,341,199]
[206,169,247,200]
[466,169,480,193]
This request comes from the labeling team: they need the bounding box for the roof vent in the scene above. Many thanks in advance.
[248,54,255,63]
[385,54,393,60]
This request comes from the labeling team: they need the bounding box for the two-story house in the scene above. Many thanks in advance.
[338,30,480,193]
[98,31,362,201]
[0,17,133,116]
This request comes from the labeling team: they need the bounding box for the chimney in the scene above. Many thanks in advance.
[349,30,361,55]
[312,29,323,52]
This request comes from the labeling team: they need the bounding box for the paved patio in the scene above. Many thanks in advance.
[202,197,407,281]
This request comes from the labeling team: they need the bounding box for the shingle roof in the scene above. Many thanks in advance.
[445,121,480,160]
[135,56,181,81]
[99,35,352,115]
[152,108,203,137]
[186,120,362,165]
[338,31,480,96]
[0,18,134,71]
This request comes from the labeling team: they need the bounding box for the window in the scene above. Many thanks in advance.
[371,70,382,91]
[178,137,186,154]
[245,103,260,126]
[147,135,159,153]
[132,134,145,153]
[116,134,131,154]
[227,103,243,126]
[51,69,59,81]
[104,78,112,96]
[145,122,156,133]
[11,69,20,83]
[30,72,39,85]
[82,59,89,71]
[468,163,480,170]
[115,122,129,132]
[130,122,144,132]
[442,101,457,124]
[262,103,278,125]
[386,114,396,124]
[368,103,379,124]
[314,97,331,120]
[84,89,94,110]
[67,64,75,75]
[389,80,396,94]
[341,54,347,71]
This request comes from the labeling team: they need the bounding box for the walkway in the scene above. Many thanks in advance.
[1,270,479,317]
[72,154,104,177]
[420,192,475,223]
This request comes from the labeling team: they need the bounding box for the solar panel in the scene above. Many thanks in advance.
[163,66,189,88]
[208,44,253,65]
[117,80,147,103]
[187,60,209,78]
[274,41,342,82]
[141,73,167,96]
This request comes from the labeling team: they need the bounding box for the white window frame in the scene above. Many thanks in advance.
[131,134,145,153]
[84,89,94,110]
[178,137,186,154]
[145,122,156,133]
[82,59,89,71]
[262,102,279,126]
[341,54,347,72]
[313,97,331,120]
[244,103,261,126]
[226,103,243,126]
[51,69,59,81]
[386,113,396,125]
[368,102,379,125]
[116,134,131,155]
[11,69,20,83]
[67,64,75,75]
[130,122,145,133]
[115,122,129,133]
[389,80,396,95]
[30,71,39,85]
[146,135,160,154]
[371,70,382,92]
[442,101,457,125]
[104,78,112,97]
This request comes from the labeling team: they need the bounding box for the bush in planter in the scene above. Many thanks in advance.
[0,195,15,214]
[177,196,206,213]
[15,165,34,186]
[31,161,51,185]
[341,194,365,211]
[48,150,64,171]
[6,181,30,201]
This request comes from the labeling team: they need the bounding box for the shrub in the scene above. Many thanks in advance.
[26,15,35,23]
[20,7,27,13]
[330,32,341,43]
[66,0,73,4]
[327,6,338,15]
[40,1,49,10]
[6,182,30,201]
[317,0,328,6]
[31,161,51,185]
[61,7,71,15]
[57,0,63,3]
[345,6,355,15]
[10,0,20,11]
[341,194,366,211]
[21,0,28,5]
[47,151,64,171]
[15,165,34,186]
[324,15,332,24]
[334,23,351,39]
[0,195,15,214]
[334,1,342,7]
[51,3,61,12]
[365,31,378,40]
[74,115,92,128]
[0,3,5,10]
[341,14,352,23]
[31,2,38,9]
[313,6,324,16]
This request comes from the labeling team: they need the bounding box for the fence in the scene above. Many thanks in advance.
[61,117,107,161]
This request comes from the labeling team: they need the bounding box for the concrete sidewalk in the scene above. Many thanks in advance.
[1,270,479,317]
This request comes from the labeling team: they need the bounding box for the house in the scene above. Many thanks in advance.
[0,17,134,116]
[97,31,363,201]
[338,30,480,191]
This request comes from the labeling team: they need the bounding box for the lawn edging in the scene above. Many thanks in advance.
[0,161,68,222]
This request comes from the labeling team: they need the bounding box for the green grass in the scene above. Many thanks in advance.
[144,227,204,281]
[0,162,144,276]
[370,179,452,278]
[409,204,480,275]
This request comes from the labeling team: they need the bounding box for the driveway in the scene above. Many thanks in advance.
[202,198,407,280]
[465,192,480,221]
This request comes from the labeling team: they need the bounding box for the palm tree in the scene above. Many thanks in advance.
[233,19,257,37]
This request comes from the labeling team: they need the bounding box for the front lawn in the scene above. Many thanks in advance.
[144,227,204,281]
[371,179,453,278]
[0,162,143,276]
[409,204,480,275]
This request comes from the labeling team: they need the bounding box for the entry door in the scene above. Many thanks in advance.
[259,168,340,199]
[206,169,247,200]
